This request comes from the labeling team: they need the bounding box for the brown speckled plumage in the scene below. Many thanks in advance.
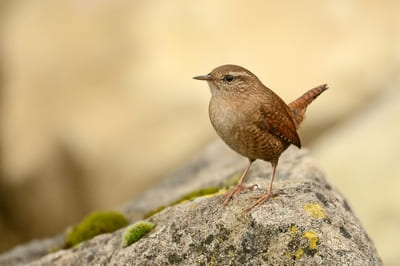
[194,64,327,211]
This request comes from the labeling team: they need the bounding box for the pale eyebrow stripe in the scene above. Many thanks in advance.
[229,71,250,77]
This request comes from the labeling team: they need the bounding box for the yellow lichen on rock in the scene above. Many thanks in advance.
[303,231,319,249]
[295,248,304,259]
[303,203,326,219]
[290,225,298,236]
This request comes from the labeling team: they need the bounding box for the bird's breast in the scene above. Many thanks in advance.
[209,96,254,157]
[209,96,248,138]
[208,96,288,162]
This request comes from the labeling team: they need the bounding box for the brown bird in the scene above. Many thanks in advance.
[193,64,327,211]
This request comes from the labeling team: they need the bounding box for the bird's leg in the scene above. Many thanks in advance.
[223,159,254,206]
[245,160,278,212]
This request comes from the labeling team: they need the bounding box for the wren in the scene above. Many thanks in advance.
[193,64,327,211]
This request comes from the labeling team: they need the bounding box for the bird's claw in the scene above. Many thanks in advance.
[245,191,279,212]
[222,184,258,206]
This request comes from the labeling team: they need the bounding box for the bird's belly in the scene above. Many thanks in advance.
[209,98,288,161]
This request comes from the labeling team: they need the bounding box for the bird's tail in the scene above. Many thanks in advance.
[288,84,328,126]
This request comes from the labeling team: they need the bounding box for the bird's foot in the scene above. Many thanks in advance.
[245,191,279,212]
[222,184,257,206]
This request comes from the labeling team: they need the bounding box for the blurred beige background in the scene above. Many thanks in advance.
[0,0,399,264]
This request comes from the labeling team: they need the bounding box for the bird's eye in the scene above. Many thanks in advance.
[224,75,234,82]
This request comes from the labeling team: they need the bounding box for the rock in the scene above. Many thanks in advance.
[0,141,381,265]
[3,2,400,251]
[0,235,64,266]
[312,83,400,264]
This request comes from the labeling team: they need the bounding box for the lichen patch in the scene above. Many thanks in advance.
[290,225,298,236]
[302,231,319,250]
[295,248,304,259]
[303,203,326,219]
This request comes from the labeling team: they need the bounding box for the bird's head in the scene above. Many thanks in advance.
[193,64,260,96]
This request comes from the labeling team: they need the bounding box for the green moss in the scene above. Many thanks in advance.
[143,187,220,218]
[143,205,167,219]
[64,211,128,248]
[176,187,220,203]
[143,172,241,219]
[222,173,241,188]
[48,246,61,253]
[122,221,154,247]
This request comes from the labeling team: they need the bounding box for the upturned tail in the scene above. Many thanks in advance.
[288,84,328,126]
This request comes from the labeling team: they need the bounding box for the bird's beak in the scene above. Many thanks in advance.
[193,74,211,81]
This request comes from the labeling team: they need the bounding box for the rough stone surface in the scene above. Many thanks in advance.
[0,141,381,265]
[312,83,400,264]
[0,235,64,266]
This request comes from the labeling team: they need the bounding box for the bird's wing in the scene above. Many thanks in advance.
[257,104,301,148]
